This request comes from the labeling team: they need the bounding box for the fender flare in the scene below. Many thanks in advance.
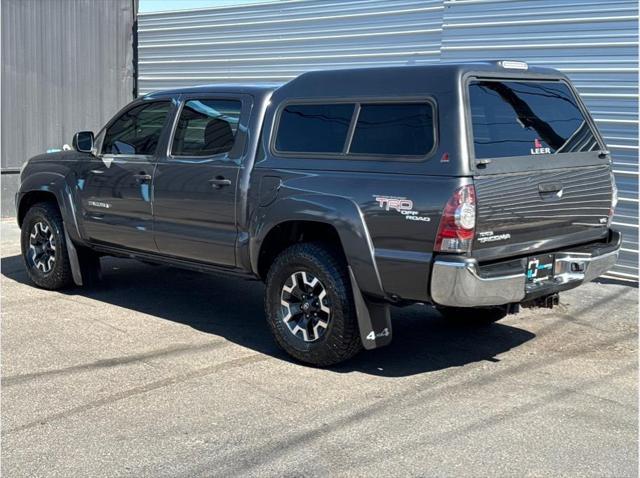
[17,171,86,285]
[249,195,392,349]
[16,172,82,242]
[250,194,384,297]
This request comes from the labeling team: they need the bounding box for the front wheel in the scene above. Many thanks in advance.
[21,202,74,290]
[436,305,509,324]
[264,242,362,367]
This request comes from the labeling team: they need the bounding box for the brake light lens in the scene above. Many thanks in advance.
[499,60,529,70]
[434,184,476,253]
[608,172,618,227]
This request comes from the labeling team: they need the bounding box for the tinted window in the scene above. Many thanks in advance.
[172,99,241,156]
[275,103,354,153]
[349,103,435,156]
[102,102,171,155]
[469,80,598,159]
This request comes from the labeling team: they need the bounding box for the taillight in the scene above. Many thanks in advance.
[608,172,618,227]
[434,184,476,253]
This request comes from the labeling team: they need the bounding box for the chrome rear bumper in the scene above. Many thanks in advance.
[430,231,621,308]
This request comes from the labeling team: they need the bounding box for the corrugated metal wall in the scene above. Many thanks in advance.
[1,0,136,216]
[136,0,639,280]
[440,0,639,280]
[137,0,444,91]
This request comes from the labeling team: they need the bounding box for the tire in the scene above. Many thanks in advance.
[20,202,74,290]
[436,305,509,324]
[264,242,362,367]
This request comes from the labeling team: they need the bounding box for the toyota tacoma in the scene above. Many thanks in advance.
[16,61,621,366]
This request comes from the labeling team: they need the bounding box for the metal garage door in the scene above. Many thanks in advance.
[137,0,638,280]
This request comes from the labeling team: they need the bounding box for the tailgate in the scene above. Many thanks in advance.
[467,77,613,261]
[473,165,612,260]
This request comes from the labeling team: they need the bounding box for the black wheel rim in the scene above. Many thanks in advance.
[280,271,331,342]
[28,221,56,274]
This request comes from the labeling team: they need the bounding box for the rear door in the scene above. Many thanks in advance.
[467,78,614,260]
[153,94,250,266]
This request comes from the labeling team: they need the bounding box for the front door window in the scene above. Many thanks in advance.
[102,101,171,156]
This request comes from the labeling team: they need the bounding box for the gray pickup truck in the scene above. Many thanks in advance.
[16,61,620,366]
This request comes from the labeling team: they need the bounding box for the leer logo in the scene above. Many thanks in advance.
[531,138,551,155]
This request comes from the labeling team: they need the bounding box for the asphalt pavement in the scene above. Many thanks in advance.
[1,220,637,477]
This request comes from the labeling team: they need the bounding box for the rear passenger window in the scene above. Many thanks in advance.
[275,104,354,153]
[171,99,241,156]
[350,103,435,156]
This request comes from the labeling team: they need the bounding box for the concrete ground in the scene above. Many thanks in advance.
[1,220,637,477]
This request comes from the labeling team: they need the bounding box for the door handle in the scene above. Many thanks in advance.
[538,182,563,200]
[89,169,108,183]
[209,176,232,189]
[133,172,152,183]
[538,182,563,193]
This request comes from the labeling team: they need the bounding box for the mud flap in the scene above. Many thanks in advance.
[64,231,84,286]
[64,225,101,287]
[348,266,392,350]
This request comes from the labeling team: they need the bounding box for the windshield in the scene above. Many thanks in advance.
[469,80,599,159]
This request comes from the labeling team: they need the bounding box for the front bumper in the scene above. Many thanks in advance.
[430,230,621,308]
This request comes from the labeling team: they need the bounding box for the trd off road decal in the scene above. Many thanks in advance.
[374,195,430,222]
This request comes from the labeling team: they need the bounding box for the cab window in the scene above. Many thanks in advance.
[101,101,171,156]
[273,101,435,158]
[350,103,435,156]
[171,99,242,156]
[275,103,355,154]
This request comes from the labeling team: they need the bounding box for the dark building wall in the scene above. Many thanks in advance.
[1,0,137,216]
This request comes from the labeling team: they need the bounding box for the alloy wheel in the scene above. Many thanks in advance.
[280,271,331,342]
[29,221,56,273]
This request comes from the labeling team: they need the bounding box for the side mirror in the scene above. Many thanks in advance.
[72,131,94,153]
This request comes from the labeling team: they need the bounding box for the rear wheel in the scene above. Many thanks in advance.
[264,242,362,367]
[436,305,509,324]
[21,202,74,290]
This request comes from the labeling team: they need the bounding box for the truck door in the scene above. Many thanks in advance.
[152,95,251,267]
[76,100,173,252]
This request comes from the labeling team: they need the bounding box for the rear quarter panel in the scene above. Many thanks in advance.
[250,167,466,302]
